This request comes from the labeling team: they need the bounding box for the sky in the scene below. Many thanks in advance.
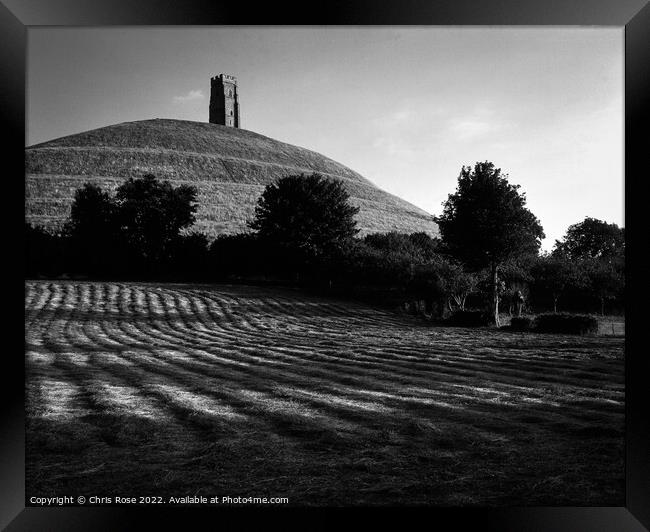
[27,27,623,251]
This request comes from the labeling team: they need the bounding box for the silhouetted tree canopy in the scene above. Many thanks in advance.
[115,174,198,267]
[551,217,624,315]
[64,183,118,275]
[435,162,545,325]
[62,175,198,276]
[530,253,584,313]
[553,217,624,260]
[364,231,440,262]
[583,255,624,316]
[26,224,68,278]
[249,173,359,264]
[66,183,115,238]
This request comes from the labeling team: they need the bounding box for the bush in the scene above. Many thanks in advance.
[445,310,490,327]
[510,316,533,331]
[26,224,69,277]
[533,313,598,335]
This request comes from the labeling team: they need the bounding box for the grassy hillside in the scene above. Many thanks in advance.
[25,281,624,506]
[25,119,438,238]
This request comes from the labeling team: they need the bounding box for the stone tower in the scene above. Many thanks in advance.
[209,73,240,127]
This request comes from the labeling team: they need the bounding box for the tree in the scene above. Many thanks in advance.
[531,253,583,313]
[583,256,624,316]
[553,217,624,260]
[364,232,440,263]
[26,224,68,277]
[435,162,545,325]
[62,175,198,277]
[168,232,210,279]
[553,217,625,315]
[114,174,198,271]
[248,173,360,272]
[438,259,479,312]
[64,183,117,274]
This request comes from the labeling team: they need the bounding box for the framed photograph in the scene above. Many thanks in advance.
[4,0,649,529]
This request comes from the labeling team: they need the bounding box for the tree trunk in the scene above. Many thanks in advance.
[553,296,558,314]
[601,296,605,316]
[491,262,500,326]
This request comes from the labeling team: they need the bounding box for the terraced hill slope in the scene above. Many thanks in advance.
[25,119,438,238]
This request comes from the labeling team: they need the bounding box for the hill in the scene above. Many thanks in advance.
[25,119,438,238]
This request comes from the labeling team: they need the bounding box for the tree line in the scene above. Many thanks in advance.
[25,164,624,322]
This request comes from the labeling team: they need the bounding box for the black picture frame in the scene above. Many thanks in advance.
[3,1,649,529]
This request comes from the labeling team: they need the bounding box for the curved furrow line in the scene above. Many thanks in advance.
[48,350,115,423]
[45,289,622,418]
[132,289,207,345]
[366,333,623,366]
[100,312,624,428]
[100,295,209,354]
[162,288,623,391]
[169,289,242,339]
[124,319,488,396]
[150,289,231,340]
[380,344,624,384]
[43,283,64,316]
[62,282,78,312]
[109,300,231,353]
[25,282,625,445]
[106,295,283,368]
[182,292,232,338]
[255,294,362,322]
[113,317,181,352]
[173,288,354,341]
[24,283,39,309]
[102,347,419,437]
[233,292,400,334]
[95,348,371,443]
[254,297,394,334]
[56,350,171,422]
[27,372,90,422]
[142,289,199,345]
[185,337,624,421]
[48,352,218,455]
[143,296,624,394]
[201,342,625,424]
[140,289,274,350]
[121,302,214,350]
[152,302,608,388]
[69,308,136,353]
[157,291,426,369]
[107,343,615,439]
[253,289,405,326]
[201,323,623,397]
[114,302,620,410]
[160,289,299,345]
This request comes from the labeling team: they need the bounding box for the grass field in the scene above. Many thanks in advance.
[25,281,624,506]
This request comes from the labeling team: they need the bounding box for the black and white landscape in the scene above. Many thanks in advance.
[25,27,625,507]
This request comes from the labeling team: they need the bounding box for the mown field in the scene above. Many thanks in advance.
[25,281,624,506]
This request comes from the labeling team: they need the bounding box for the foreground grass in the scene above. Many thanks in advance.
[25,281,624,506]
